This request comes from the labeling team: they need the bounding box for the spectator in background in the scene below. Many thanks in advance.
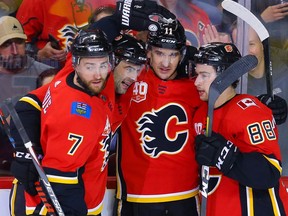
[88,4,115,24]
[0,15,53,179]
[193,0,223,27]
[156,0,211,48]
[16,0,116,69]
[36,68,59,88]
[202,24,232,45]
[0,0,22,16]
[0,16,53,111]
[251,0,288,61]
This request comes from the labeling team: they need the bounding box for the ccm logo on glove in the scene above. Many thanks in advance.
[15,151,32,160]
[195,132,239,175]
[216,140,237,170]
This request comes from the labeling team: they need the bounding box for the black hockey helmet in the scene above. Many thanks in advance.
[71,29,112,59]
[113,34,147,66]
[147,18,186,51]
[194,42,241,74]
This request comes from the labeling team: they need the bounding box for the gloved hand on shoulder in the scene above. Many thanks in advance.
[177,45,198,78]
[257,94,287,125]
[114,0,176,31]
[10,147,42,196]
[195,132,239,175]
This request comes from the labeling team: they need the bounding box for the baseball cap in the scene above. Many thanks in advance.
[0,16,27,46]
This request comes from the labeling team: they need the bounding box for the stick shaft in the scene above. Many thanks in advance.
[5,100,65,216]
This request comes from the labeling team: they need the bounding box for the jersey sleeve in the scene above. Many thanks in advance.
[222,96,282,189]
[227,152,281,189]
[10,93,43,154]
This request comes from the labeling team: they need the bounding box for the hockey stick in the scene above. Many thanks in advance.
[0,109,16,148]
[200,54,258,216]
[221,0,273,99]
[4,100,65,216]
[0,108,59,215]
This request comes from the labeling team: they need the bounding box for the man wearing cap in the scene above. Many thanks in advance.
[0,16,52,185]
[0,16,53,105]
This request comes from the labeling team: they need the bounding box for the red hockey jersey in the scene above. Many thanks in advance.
[18,59,116,214]
[193,94,288,216]
[40,71,114,214]
[116,69,203,203]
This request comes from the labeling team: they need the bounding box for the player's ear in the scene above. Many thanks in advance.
[146,49,152,59]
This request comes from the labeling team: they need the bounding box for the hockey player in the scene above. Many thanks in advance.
[193,42,288,215]
[111,33,147,133]
[115,18,202,215]
[10,28,115,215]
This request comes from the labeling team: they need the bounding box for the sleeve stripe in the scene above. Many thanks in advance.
[47,174,78,184]
[263,155,282,174]
[19,96,42,111]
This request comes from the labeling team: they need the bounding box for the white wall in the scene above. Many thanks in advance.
[0,188,116,216]
[0,189,10,215]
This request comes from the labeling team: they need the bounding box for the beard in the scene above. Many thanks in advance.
[76,75,106,96]
[0,55,28,73]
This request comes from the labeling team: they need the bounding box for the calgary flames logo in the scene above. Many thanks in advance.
[100,117,112,172]
[136,103,189,158]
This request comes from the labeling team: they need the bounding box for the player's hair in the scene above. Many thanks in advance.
[36,68,59,88]
[113,34,147,66]
[88,4,116,24]
[194,42,241,88]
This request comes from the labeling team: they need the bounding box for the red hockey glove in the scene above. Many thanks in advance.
[114,0,176,31]
[257,94,287,125]
[195,132,239,175]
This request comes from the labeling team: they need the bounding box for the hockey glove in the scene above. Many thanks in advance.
[195,132,239,175]
[177,45,198,78]
[114,0,176,31]
[10,147,41,196]
[257,94,287,125]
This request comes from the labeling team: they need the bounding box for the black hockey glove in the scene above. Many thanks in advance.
[195,132,239,175]
[177,45,198,78]
[114,0,176,31]
[257,94,287,125]
[10,147,41,196]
